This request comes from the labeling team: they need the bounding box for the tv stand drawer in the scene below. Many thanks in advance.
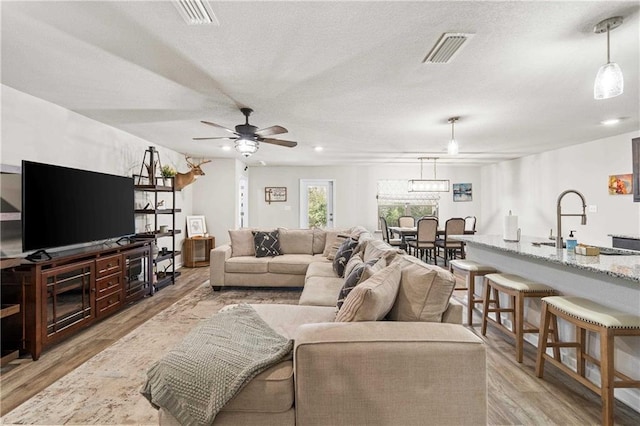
[96,254,123,278]
[96,272,123,298]
[96,291,123,318]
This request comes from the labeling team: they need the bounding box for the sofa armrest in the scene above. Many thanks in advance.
[210,244,232,287]
[293,322,486,426]
[442,298,463,324]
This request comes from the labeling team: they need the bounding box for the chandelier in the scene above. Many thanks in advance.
[408,157,450,192]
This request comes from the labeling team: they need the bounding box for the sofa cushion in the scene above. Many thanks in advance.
[268,254,315,275]
[229,229,256,257]
[332,237,359,278]
[335,261,402,322]
[343,253,363,280]
[322,229,350,258]
[312,228,326,254]
[254,230,282,257]
[362,238,403,263]
[222,360,293,413]
[250,303,338,338]
[387,257,456,322]
[299,276,345,307]
[278,228,314,255]
[305,261,336,280]
[225,256,270,274]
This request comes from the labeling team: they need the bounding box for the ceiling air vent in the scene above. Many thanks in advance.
[173,0,219,25]
[423,33,474,64]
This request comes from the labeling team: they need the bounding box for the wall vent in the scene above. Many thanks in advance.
[423,33,474,64]
[173,0,219,25]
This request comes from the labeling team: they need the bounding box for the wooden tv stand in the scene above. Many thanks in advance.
[1,241,153,361]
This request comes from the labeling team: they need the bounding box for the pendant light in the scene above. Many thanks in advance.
[408,157,450,192]
[447,117,459,155]
[593,16,624,100]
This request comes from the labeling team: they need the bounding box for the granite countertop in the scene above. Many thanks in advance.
[609,234,640,240]
[455,235,640,283]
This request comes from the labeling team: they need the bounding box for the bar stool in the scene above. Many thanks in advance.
[536,296,640,426]
[449,260,497,326]
[481,273,558,363]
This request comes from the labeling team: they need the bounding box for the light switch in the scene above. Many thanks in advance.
[588,205,598,213]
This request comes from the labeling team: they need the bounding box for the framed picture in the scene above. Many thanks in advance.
[633,137,639,202]
[265,187,287,203]
[186,215,207,237]
[453,183,472,202]
[608,174,633,195]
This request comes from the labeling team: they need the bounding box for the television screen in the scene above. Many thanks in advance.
[22,160,135,252]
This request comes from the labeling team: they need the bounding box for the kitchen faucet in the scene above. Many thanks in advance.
[556,189,587,249]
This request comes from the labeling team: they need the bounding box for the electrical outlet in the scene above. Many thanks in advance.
[588,205,598,213]
[284,205,291,211]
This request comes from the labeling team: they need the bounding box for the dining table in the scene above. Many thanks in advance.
[388,226,474,241]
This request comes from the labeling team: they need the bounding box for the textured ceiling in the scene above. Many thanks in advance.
[2,1,639,166]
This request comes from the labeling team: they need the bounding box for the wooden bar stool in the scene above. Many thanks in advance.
[536,296,640,426]
[481,273,558,363]
[449,260,497,326]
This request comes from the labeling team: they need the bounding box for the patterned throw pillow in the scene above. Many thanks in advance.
[253,230,281,258]
[337,258,381,309]
[332,237,359,278]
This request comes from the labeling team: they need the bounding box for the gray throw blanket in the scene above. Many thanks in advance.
[141,304,293,426]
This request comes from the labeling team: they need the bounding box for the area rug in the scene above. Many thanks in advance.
[1,282,301,425]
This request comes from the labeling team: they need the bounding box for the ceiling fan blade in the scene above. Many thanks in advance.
[255,125,288,137]
[193,136,236,141]
[261,138,297,148]
[200,120,238,135]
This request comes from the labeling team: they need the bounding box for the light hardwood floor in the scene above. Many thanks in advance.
[1,264,639,424]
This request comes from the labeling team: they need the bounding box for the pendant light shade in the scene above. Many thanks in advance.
[593,17,624,100]
[447,117,459,155]
[408,157,450,192]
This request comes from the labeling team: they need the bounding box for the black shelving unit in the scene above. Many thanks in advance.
[133,147,181,294]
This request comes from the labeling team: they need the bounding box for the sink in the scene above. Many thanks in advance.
[531,241,566,248]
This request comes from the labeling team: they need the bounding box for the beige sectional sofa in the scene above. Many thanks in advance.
[153,227,487,425]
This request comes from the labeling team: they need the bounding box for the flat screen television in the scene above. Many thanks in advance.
[22,160,135,253]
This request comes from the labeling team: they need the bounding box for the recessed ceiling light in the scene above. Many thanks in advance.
[314,146,324,152]
[600,118,621,125]
[222,145,231,151]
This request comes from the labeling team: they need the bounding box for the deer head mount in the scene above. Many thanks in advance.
[174,156,211,191]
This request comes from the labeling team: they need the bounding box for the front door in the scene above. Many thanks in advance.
[299,179,335,228]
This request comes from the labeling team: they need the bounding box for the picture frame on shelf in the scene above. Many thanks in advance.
[186,215,207,237]
[265,187,287,203]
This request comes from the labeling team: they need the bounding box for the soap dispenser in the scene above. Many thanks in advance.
[566,230,578,251]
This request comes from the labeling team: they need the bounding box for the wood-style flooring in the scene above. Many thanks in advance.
[1,264,639,424]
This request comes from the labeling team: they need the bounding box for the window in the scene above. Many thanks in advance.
[377,180,439,228]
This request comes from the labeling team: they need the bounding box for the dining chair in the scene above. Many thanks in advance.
[398,216,416,228]
[407,217,438,264]
[464,216,477,234]
[379,216,406,251]
[435,217,466,266]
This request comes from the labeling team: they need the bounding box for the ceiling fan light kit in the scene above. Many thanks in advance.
[408,157,450,192]
[194,108,297,158]
[593,16,624,100]
[447,116,460,155]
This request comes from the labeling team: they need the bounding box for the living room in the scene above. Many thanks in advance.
[2,1,639,425]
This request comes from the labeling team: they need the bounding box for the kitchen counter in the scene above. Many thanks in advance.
[455,235,640,283]
[456,234,640,412]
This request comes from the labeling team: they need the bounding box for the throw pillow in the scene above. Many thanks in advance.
[337,257,384,310]
[335,260,402,322]
[387,258,456,322]
[253,230,281,258]
[325,233,351,261]
[343,253,364,280]
[278,228,314,254]
[312,228,326,254]
[228,229,256,257]
[332,237,359,278]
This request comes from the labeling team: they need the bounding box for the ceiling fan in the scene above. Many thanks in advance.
[193,108,297,157]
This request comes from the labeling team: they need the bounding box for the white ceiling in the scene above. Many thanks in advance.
[2,1,639,166]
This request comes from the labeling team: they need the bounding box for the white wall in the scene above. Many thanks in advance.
[1,85,193,259]
[247,164,482,232]
[480,131,640,247]
[191,158,247,245]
